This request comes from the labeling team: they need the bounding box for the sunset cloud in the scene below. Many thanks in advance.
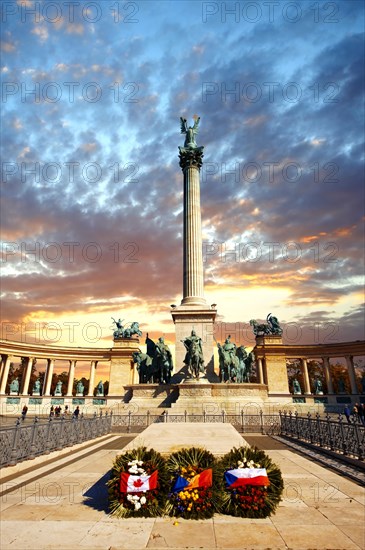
[1,0,364,354]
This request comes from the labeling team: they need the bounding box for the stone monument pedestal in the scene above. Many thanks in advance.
[108,337,140,395]
[171,304,217,381]
[253,335,290,395]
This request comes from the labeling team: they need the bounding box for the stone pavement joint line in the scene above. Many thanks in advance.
[0,424,364,550]
[271,435,365,486]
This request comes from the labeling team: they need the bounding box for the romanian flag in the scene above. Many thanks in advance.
[173,468,212,492]
[225,468,270,487]
[120,470,158,493]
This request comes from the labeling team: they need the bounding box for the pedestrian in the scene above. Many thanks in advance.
[49,405,54,417]
[352,403,359,423]
[343,405,351,423]
[358,403,365,426]
[21,405,28,421]
[73,405,80,419]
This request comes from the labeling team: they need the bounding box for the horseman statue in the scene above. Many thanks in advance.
[143,333,174,384]
[132,350,154,384]
[216,337,255,383]
[217,336,239,382]
[112,318,142,339]
[181,329,205,379]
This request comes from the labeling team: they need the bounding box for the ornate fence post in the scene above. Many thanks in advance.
[353,421,362,460]
[338,413,347,455]
[127,410,132,433]
[146,410,150,427]
[28,416,39,460]
[307,412,313,444]
[222,409,225,424]
[260,410,264,434]
[184,410,187,422]
[56,416,65,450]
[316,413,323,447]
[241,410,244,433]
[326,413,334,450]
[45,417,53,454]
[203,410,206,423]
[9,419,21,466]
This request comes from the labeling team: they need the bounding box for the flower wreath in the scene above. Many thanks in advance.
[108,446,169,518]
[216,446,283,518]
[165,447,219,520]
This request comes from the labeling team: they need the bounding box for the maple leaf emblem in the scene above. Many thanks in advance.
[133,479,143,488]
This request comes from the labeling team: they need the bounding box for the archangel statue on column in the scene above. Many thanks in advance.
[180,115,200,149]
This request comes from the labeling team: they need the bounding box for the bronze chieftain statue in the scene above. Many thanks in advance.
[181,330,205,379]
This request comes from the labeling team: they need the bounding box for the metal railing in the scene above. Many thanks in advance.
[0,413,113,468]
[279,411,365,460]
[111,410,281,435]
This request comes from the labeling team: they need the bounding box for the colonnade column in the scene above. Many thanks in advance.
[256,358,264,384]
[345,355,358,394]
[66,360,76,396]
[88,360,98,396]
[301,358,311,394]
[0,355,13,394]
[322,357,334,394]
[20,357,34,395]
[43,359,55,395]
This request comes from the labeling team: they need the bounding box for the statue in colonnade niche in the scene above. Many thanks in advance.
[112,317,142,339]
[293,379,302,394]
[76,380,84,395]
[32,378,41,394]
[54,380,63,395]
[314,378,323,395]
[10,378,19,394]
[96,380,104,396]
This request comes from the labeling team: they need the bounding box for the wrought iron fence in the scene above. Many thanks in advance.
[279,411,365,460]
[111,410,281,435]
[0,413,113,468]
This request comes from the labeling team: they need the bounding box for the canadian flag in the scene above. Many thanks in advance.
[120,470,158,493]
[225,468,270,487]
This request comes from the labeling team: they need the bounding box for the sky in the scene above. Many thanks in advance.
[1,0,364,368]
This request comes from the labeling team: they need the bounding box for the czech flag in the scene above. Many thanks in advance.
[225,468,270,487]
[173,469,212,492]
[120,470,158,493]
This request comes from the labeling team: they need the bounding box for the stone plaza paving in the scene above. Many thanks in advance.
[0,425,364,550]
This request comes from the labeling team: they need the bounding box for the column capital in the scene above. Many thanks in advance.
[179,146,204,171]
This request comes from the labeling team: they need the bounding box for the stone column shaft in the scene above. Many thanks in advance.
[0,355,12,394]
[301,358,311,394]
[21,357,33,395]
[44,359,55,395]
[345,355,358,394]
[323,357,334,394]
[257,358,264,384]
[88,361,97,396]
[182,164,205,304]
[67,360,76,396]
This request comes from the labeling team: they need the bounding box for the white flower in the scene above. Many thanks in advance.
[137,467,146,474]
[137,461,143,466]
[134,502,141,510]
[140,496,146,504]
[127,495,133,502]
